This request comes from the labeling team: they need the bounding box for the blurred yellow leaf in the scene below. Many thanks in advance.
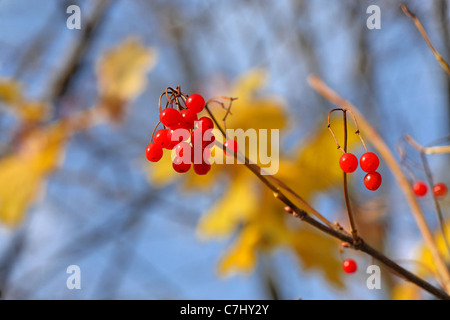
[197,172,259,238]
[97,38,156,101]
[0,79,22,104]
[0,123,68,226]
[218,225,260,275]
[392,223,450,299]
[97,38,156,121]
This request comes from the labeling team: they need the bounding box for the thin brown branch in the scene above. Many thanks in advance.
[308,74,450,293]
[205,103,450,300]
[404,135,450,258]
[400,4,450,75]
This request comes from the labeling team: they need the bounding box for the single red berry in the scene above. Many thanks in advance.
[160,108,182,128]
[193,160,211,175]
[146,143,163,162]
[364,171,382,191]
[175,141,191,158]
[202,133,215,149]
[180,109,198,130]
[203,148,211,161]
[154,129,170,149]
[224,139,239,156]
[186,94,205,113]
[190,128,203,145]
[339,153,358,173]
[342,259,357,274]
[413,181,428,197]
[197,116,214,132]
[360,152,380,173]
[172,157,191,173]
[433,183,448,198]
[167,129,188,149]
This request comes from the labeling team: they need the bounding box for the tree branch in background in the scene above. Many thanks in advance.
[400,4,450,75]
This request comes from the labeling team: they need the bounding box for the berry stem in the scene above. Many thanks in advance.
[341,109,360,244]
[309,75,450,293]
[205,102,449,300]
[405,134,450,258]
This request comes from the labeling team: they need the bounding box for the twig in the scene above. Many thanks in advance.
[400,4,450,75]
[308,74,450,293]
[404,135,450,258]
[328,108,360,243]
[205,103,450,300]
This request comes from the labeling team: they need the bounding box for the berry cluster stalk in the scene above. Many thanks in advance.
[204,103,449,300]
[308,74,450,294]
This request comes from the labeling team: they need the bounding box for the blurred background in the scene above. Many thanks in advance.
[0,0,449,299]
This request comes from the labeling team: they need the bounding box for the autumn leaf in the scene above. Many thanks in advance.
[392,223,450,299]
[0,123,68,226]
[97,37,157,122]
[0,79,22,104]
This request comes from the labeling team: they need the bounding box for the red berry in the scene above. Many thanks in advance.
[154,129,170,149]
[202,132,215,149]
[175,141,191,158]
[197,116,214,132]
[224,139,239,156]
[203,148,211,161]
[146,143,163,162]
[167,129,188,149]
[339,153,358,173]
[190,128,202,143]
[180,109,198,130]
[413,181,428,197]
[172,157,191,173]
[364,172,382,191]
[186,94,205,113]
[193,161,211,175]
[160,108,181,128]
[343,259,357,274]
[360,152,379,173]
[433,183,448,198]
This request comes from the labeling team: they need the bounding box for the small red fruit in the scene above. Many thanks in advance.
[146,143,163,162]
[343,259,357,274]
[413,181,428,197]
[175,141,191,158]
[180,109,198,130]
[339,153,358,173]
[224,139,239,156]
[197,116,214,132]
[154,129,170,149]
[160,108,182,128]
[186,94,205,113]
[433,183,448,198]
[167,129,188,149]
[172,157,191,173]
[364,172,382,191]
[360,152,380,173]
[193,161,211,175]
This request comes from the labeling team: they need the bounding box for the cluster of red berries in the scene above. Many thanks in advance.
[412,181,448,198]
[339,152,382,191]
[145,93,216,175]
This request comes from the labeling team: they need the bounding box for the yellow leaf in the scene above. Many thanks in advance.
[218,225,261,276]
[288,226,343,287]
[17,102,50,124]
[0,79,22,104]
[0,123,68,226]
[197,172,259,238]
[97,38,156,121]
